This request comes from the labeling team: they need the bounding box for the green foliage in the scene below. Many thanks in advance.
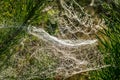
[90,0,120,80]
[0,0,49,51]
[0,0,50,71]
[45,19,58,35]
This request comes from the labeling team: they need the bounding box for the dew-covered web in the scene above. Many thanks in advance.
[26,0,108,79]
[0,0,109,79]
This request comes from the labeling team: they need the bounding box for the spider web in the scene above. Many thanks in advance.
[25,0,107,79]
[0,0,109,79]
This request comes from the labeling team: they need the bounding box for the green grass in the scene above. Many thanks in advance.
[90,0,120,80]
